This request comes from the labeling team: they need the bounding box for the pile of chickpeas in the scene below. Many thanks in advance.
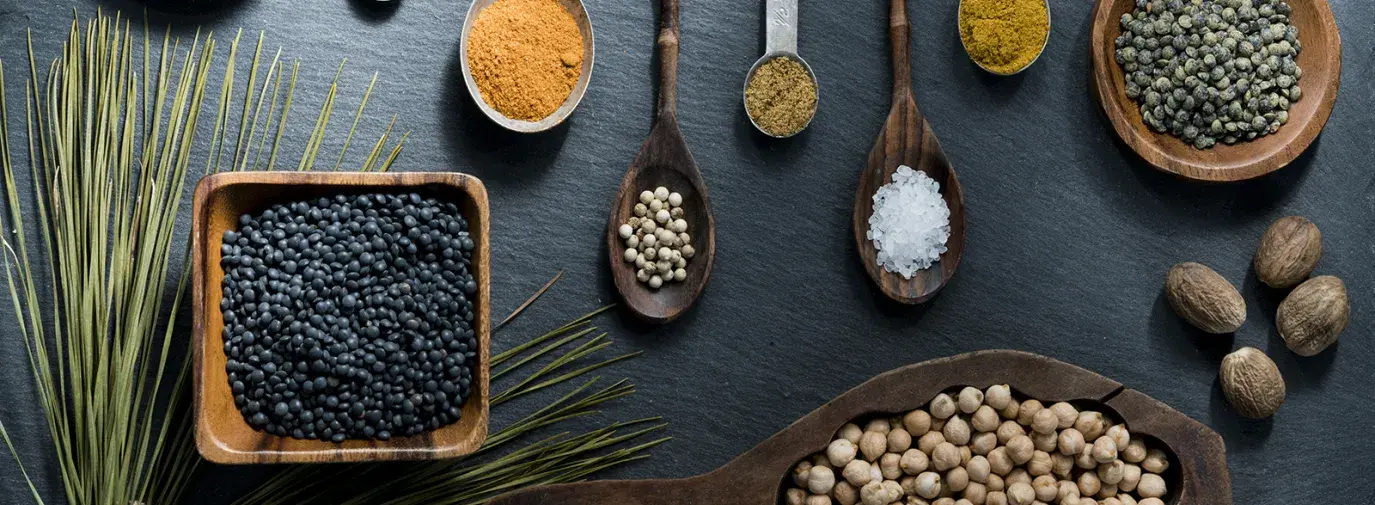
[782,386,1173,505]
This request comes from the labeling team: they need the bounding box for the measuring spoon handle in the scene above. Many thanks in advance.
[765,0,799,55]
[890,0,911,98]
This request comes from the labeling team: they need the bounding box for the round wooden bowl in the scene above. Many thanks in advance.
[1090,0,1341,182]
[460,0,595,133]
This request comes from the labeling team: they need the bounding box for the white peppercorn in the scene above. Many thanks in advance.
[933,442,962,472]
[915,472,943,499]
[931,394,958,420]
[809,465,837,494]
[901,448,930,475]
[889,428,914,453]
[984,385,1012,410]
[1141,449,1169,474]
[648,275,663,289]
[860,431,888,461]
[1136,474,1166,499]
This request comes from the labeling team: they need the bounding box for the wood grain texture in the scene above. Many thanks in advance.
[488,350,1230,505]
[852,0,966,305]
[605,0,716,325]
[1090,0,1341,182]
[459,0,595,133]
[191,171,491,464]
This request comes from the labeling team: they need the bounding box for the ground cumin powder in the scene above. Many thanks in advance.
[468,0,584,121]
[959,0,1049,75]
[744,57,817,137]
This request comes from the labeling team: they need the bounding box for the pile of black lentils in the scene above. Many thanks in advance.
[220,193,479,442]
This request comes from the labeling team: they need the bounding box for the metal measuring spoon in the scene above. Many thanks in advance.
[744,0,818,138]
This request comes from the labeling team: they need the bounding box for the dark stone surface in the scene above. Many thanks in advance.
[1,0,1373,504]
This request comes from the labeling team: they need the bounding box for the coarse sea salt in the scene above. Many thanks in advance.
[866,165,950,279]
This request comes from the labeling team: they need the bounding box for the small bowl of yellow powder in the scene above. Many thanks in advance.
[958,0,1051,76]
[461,0,595,133]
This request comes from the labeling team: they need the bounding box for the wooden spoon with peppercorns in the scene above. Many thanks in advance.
[852,0,966,305]
[605,0,715,325]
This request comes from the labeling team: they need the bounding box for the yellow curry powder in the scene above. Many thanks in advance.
[467,0,584,121]
[959,0,1050,75]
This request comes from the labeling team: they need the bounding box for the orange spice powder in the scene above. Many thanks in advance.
[467,0,585,121]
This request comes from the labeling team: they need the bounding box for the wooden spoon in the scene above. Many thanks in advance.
[487,350,1231,505]
[605,0,715,324]
[852,0,966,305]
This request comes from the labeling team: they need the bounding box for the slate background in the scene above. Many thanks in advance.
[1,0,1373,503]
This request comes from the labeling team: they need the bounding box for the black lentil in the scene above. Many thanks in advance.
[220,193,478,442]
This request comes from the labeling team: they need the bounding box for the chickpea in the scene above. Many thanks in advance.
[999,400,1021,420]
[971,432,998,455]
[864,419,891,435]
[1057,428,1086,456]
[1048,402,1078,430]
[904,410,933,437]
[1092,436,1119,464]
[837,423,864,444]
[1030,430,1058,453]
[930,394,958,420]
[901,448,930,475]
[1137,473,1167,498]
[1077,470,1101,497]
[944,415,973,446]
[996,421,1025,445]
[808,465,836,495]
[972,406,1001,433]
[1105,424,1130,451]
[832,482,858,505]
[843,460,873,487]
[915,472,943,499]
[1119,463,1142,492]
[1075,412,1106,441]
[1098,459,1125,485]
[918,431,947,455]
[1031,408,1058,435]
[984,384,1013,410]
[1050,453,1075,479]
[859,431,887,461]
[959,387,985,414]
[985,491,1008,505]
[988,447,1014,476]
[1141,449,1170,474]
[1032,475,1058,502]
[827,439,858,467]
[805,494,832,505]
[947,466,970,493]
[1005,468,1031,486]
[793,461,813,487]
[1026,450,1053,476]
[1006,482,1035,505]
[964,482,988,505]
[1016,400,1044,427]
[1121,438,1147,463]
[966,455,991,483]
[1056,480,1080,504]
[785,488,807,505]
[986,473,1005,492]
[1005,435,1035,465]
[879,453,902,480]
[933,442,962,471]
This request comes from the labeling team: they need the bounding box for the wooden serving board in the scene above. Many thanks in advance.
[489,350,1229,505]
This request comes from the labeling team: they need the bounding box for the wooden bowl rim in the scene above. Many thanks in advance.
[191,171,491,464]
[460,0,596,133]
[1089,0,1342,182]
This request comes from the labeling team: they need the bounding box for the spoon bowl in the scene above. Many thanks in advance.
[957,0,1051,76]
[460,0,596,133]
[853,0,965,304]
[487,350,1230,505]
[606,0,715,324]
[743,0,818,138]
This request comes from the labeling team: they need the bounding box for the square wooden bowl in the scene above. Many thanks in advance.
[191,171,490,464]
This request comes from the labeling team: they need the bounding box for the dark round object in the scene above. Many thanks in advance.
[220,192,477,442]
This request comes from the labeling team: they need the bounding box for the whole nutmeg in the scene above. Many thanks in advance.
[1277,275,1349,356]
[1254,216,1322,289]
[1220,347,1286,418]
[1165,262,1246,334]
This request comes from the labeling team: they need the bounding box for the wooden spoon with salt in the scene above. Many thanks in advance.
[852,0,966,305]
